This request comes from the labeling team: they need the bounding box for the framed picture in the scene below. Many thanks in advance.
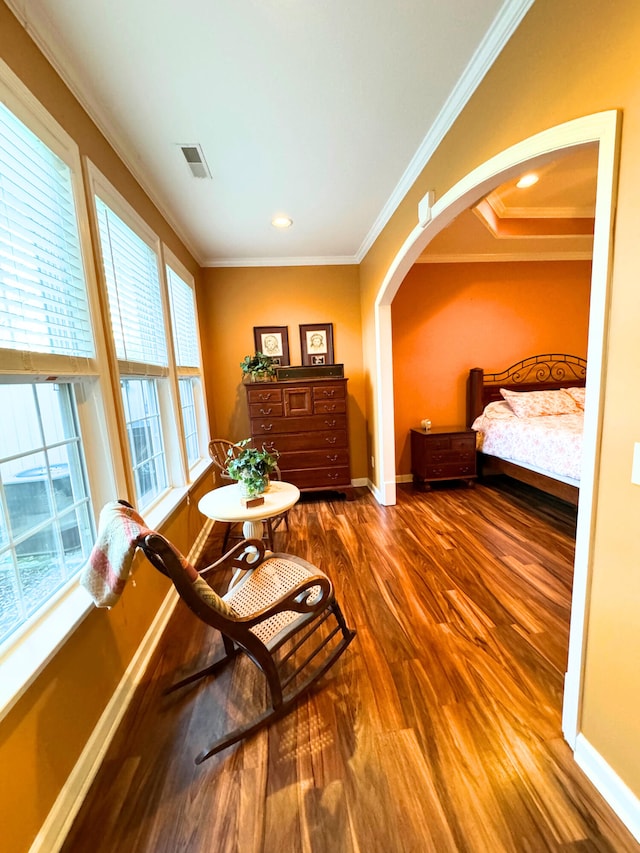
[253,325,290,366]
[300,323,334,366]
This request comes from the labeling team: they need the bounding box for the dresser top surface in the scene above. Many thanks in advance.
[245,376,347,387]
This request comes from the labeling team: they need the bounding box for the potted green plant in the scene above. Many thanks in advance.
[226,439,280,496]
[240,351,276,382]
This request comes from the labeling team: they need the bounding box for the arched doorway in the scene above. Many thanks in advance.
[373,111,620,747]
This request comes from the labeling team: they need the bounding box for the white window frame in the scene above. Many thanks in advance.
[86,162,175,509]
[164,247,210,482]
[0,59,123,720]
[0,64,212,722]
[85,161,209,519]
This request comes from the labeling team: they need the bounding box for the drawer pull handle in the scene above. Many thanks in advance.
[259,407,272,415]
[324,403,336,411]
[260,423,273,431]
[328,472,339,480]
[324,419,337,427]
[258,393,273,401]
[327,454,338,462]
[323,390,336,398]
[325,436,337,445]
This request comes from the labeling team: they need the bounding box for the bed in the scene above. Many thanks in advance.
[466,354,587,506]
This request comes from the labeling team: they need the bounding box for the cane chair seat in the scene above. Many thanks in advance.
[224,554,325,648]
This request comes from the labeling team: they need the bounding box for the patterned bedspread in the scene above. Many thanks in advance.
[471,401,583,483]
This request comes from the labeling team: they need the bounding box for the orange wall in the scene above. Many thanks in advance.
[198,264,368,479]
[392,261,591,474]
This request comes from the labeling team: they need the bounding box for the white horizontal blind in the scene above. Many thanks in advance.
[0,102,93,357]
[166,265,199,368]
[95,197,167,366]
[178,377,199,466]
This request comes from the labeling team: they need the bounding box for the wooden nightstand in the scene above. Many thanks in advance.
[410,425,477,490]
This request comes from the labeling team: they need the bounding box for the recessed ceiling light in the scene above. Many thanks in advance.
[271,215,293,229]
[516,173,539,189]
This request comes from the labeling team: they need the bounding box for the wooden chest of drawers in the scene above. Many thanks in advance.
[410,425,477,489]
[245,377,354,498]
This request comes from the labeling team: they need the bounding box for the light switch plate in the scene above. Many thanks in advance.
[632,443,640,485]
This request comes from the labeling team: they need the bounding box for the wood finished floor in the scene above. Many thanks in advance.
[61,479,640,853]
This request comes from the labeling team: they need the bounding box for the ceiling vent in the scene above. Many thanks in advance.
[178,143,211,179]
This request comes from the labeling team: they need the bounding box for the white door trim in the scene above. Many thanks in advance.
[373,110,621,746]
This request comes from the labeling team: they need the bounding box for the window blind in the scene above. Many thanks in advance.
[95,197,167,366]
[166,266,199,368]
[0,102,93,357]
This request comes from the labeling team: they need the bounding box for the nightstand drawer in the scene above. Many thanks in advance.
[420,434,475,451]
[450,436,476,452]
[426,436,452,450]
[427,448,475,464]
[426,462,476,479]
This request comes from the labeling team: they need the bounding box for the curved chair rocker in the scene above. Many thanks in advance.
[138,532,356,764]
[208,438,290,550]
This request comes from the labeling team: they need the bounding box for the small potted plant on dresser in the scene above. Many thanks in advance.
[240,352,276,383]
[226,439,280,497]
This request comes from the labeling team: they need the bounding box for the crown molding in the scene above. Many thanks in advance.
[503,206,595,219]
[416,251,593,263]
[354,0,535,263]
[473,200,594,239]
[203,255,358,268]
[485,191,594,219]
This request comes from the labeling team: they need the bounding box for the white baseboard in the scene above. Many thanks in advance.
[28,519,214,853]
[366,478,383,503]
[29,586,179,853]
[574,733,640,844]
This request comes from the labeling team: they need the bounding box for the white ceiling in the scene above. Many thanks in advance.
[6,0,535,266]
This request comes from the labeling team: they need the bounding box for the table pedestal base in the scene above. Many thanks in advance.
[242,519,264,541]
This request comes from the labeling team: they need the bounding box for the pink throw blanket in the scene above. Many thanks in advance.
[80,501,153,607]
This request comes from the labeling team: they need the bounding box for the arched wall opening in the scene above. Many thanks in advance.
[372,111,620,747]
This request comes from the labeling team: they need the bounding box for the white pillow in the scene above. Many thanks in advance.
[500,387,581,418]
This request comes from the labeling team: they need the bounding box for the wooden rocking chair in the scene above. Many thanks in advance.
[138,532,356,763]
